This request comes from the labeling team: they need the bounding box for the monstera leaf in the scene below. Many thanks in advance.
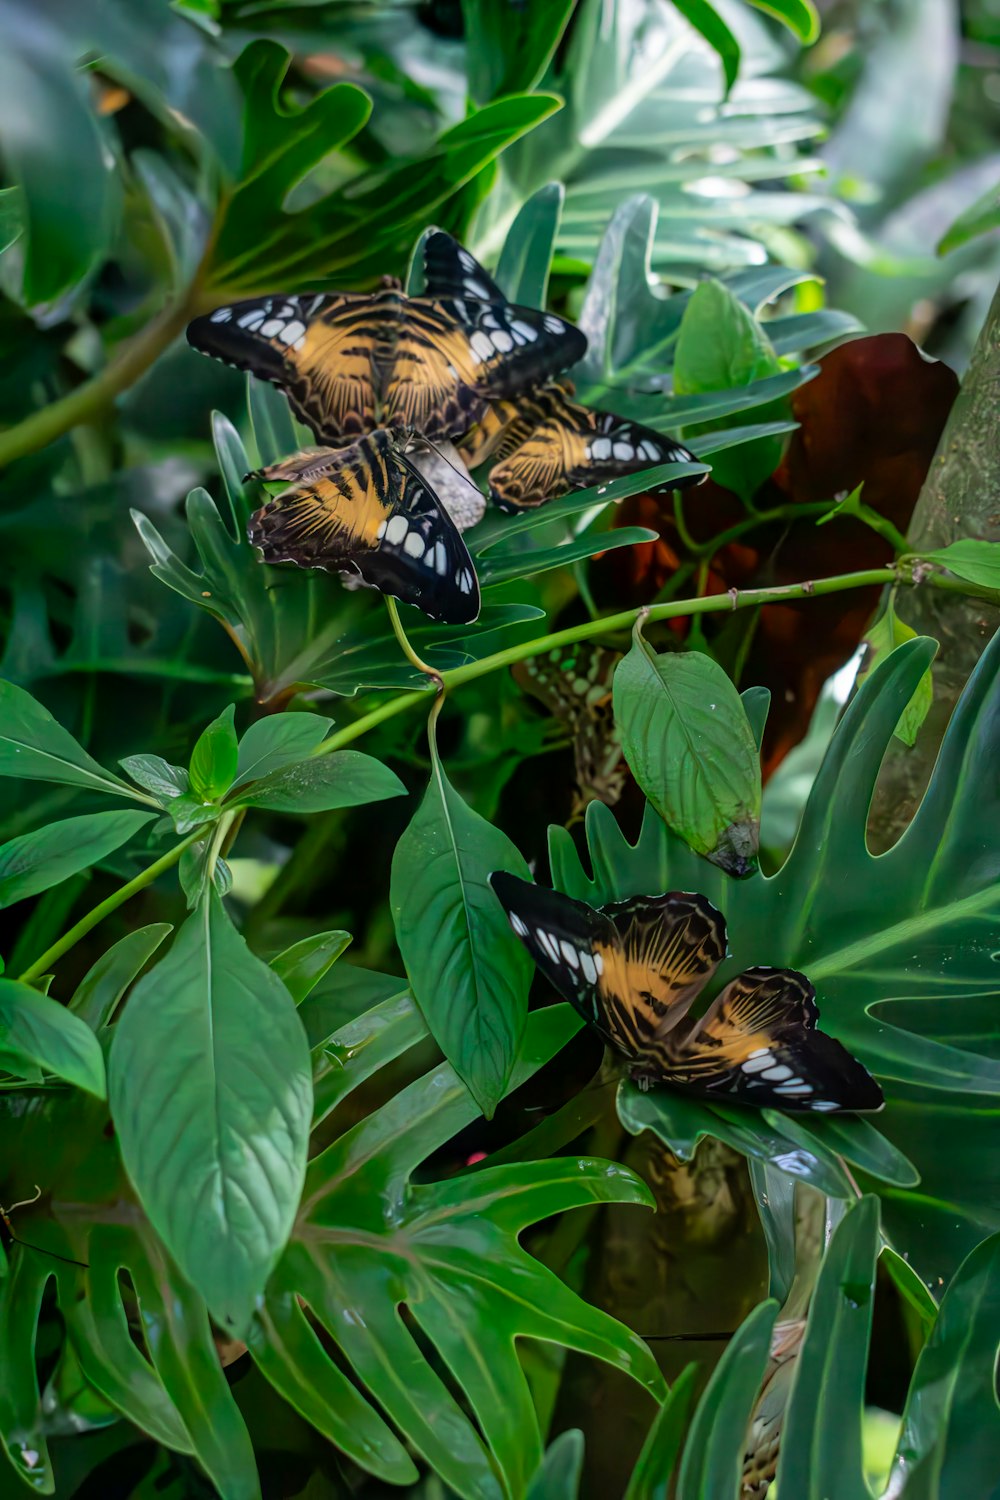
[547,631,1000,1283]
[0,994,661,1498]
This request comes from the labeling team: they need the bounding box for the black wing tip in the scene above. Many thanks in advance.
[488,869,531,904]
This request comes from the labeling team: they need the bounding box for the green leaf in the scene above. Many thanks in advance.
[68,924,172,1031]
[0,978,106,1096]
[0,680,138,799]
[938,177,1000,255]
[248,375,303,469]
[624,1365,698,1500]
[462,0,576,102]
[889,1233,1000,1494]
[746,0,820,44]
[390,713,534,1117]
[189,704,238,801]
[880,1245,938,1339]
[270,931,353,1006]
[166,792,223,836]
[669,0,741,93]
[778,1197,880,1499]
[921,538,1000,591]
[231,751,405,815]
[676,1300,779,1498]
[479,526,659,588]
[178,841,232,909]
[496,182,564,308]
[612,630,761,874]
[119,754,189,804]
[857,603,934,747]
[108,890,313,1334]
[674,281,782,395]
[526,1430,586,1500]
[0,810,154,909]
[232,713,331,791]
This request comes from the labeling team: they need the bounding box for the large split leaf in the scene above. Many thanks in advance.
[548,630,1000,1280]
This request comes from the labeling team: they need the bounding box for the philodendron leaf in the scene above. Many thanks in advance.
[0,680,140,800]
[109,889,312,1334]
[0,810,154,908]
[0,979,106,1096]
[189,705,238,801]
[390,708,534,1117]
[624,1365,698,1500]
[612,627,761,874]
[231,712,331,790]
[922,538,1000,591]
[675,1300,779,1498]
[231,751,405,814]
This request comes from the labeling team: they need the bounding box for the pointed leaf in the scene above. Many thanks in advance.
[119,754,188,804]
[0,810,154,909]
[676,1300,779,1498]
[232,713,331,790]
[625,1365,699,1500]
[0,680,137,799]
[232,751,405,814]
[526,1430,586,1499]
[189,705,238,801]
[270,931,353,1005]
[0,978,106,1096]
[68,924,172,1030]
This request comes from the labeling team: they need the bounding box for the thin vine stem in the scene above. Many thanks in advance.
[385,596,443,683]
[16,830,205,985]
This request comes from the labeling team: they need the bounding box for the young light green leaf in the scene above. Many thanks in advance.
[119,754,189,804]
[390,713,534,1117]
[108,890,313,1334]
[231,713,331,790]
[461,0,575,102]
[0,978,106,1096]
[747,0,820,44]
[232,751,405,814]
[270,931,353,1005]
[612,629,761,874]
[922,537,1000,591]
[0,810,154,909]
[857,603,934,747]
[0,680,138,799]
[189,704,238,801]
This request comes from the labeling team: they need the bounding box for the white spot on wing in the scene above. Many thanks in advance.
[210,307,231,322]
[742,1054,773,1075]
[280,320,305,345]
[593,952,604,975]
[612,441,635,461]
[762,1064,793,1082]
[404,531,425,558]
[491,330,514,353]
[590,437,612,460]
[580,951,597,983]
[385,515,408,544]
[510,913,529,937]
[510,319,537,342]
[560,940,579,968]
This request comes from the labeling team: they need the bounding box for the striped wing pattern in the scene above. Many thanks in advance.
[489,873,884,1114]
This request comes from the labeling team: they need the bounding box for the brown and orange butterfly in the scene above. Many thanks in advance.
[488,873,883,1113]
[512,644,625,817]
[461,379,706,513]
[248,430,479,625]
[187,233,586,447]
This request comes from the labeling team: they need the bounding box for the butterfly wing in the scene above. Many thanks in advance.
[489,874,726,1060]
[248,430,480,625]
[655,966,884,1113]
[460,382,576,469]
[512,644,625,814]
[421,231,507,304]
[489,396,703,512]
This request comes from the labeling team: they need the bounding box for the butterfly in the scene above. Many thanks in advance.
[187,233,587,447]
[248,429,480,625]
[460,379,705,513]
[488,872,883,1113]
[512,644,625,817]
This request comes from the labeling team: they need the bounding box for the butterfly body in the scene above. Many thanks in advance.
[248,428,480,625]
[489,872,883,1113]
[188,234,587,448]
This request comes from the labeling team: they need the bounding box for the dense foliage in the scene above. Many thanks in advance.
[1,2,999,1498]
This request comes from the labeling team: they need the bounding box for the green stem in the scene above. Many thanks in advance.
[385,596,443,683]
[0,296,198,470]
[17,830,203,985]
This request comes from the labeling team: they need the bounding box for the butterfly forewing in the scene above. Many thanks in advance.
[600,892,728,1040]
[488,392,703,512]
[656,966,884,1113]
[248,429,480,625]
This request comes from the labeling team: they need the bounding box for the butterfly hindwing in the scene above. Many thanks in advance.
[421,231,507,304]
[248,430,480,625]
[657,966,884,1113]
[488,393,703,512]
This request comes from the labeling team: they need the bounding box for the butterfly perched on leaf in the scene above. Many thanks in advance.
[248,429,480,625]
[187,233,587,447]
[461,379,706,513]
[488,873,883,1113]
[512,644,625,818]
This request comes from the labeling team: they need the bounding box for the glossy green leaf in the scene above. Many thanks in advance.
[880,1246,938,1340]
[0,680,138,799]
[231,713,331,791]
[178,841,232,909]
[462,0,576,102]
[747,0,820,44]
[0,1252,54,1489]
[495,182,565,308]
[674,280,782,396]
[480,525,659,588]
[166,793,222,836]
[888,1233,1000,1495]
[390,718,533,1117]
[676,1299,779,1498]
[108,890,312,1333]
[247,375,302,470]
[922,538,1000,591]
[188,704,238,801]
[778,1197,880,1499]
[670,0,741,92]
[254,1002,663,1497]
[232,750,405,814]
[938,177,1000,255]
[0,810,153,909]
[624,1364,698,1500]
[119,754,188,804]
[526,1430,586,1499]
[612,631,761,874]
[270,931,353,1006]
[0,978,106,1097]
[68,924,172,1031]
